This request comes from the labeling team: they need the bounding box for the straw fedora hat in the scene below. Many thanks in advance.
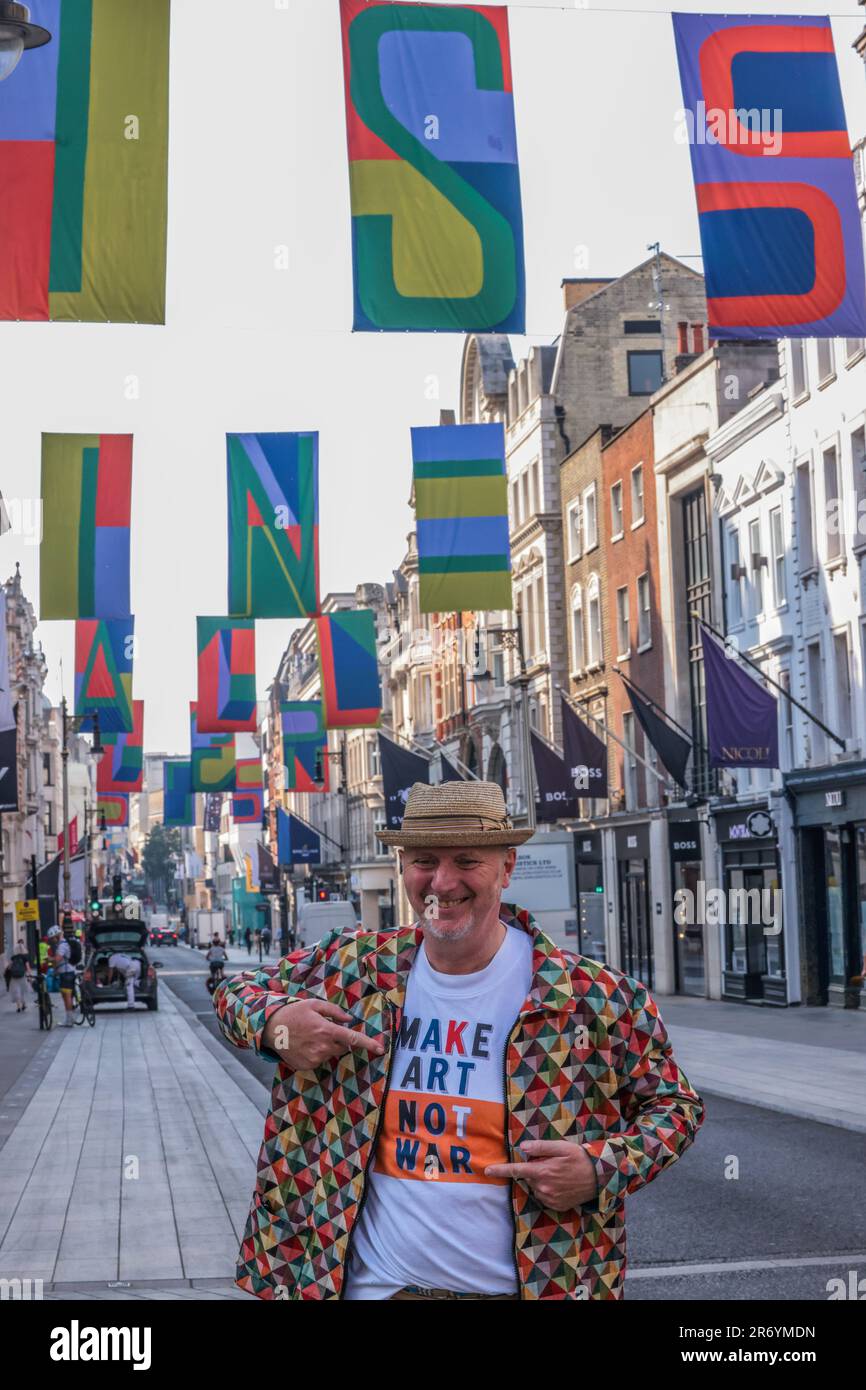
[376,780,535,848]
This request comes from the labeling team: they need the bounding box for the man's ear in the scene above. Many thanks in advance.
[501,847,518,888]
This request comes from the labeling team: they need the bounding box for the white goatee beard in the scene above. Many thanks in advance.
[423,909,476,941]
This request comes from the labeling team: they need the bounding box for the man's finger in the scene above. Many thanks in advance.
[484,1162,542,1180]
[308,1000,353,1023]
[520,1140,578,1158]
[330,1025,385,1054]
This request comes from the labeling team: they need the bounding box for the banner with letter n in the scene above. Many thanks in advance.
[672,12,866,339]
[700,628,778,768]
[97,699,144,794]
[340,0,525,332]
[226,432,319,619]
[412,422,511,615]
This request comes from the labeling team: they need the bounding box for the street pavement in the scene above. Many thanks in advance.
[0,943,863,1301]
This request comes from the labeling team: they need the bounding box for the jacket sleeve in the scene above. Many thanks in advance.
[581,980,704,1213]
[212,928,345,1062]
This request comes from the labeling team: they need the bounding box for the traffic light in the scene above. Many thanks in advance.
[112,874,123,916]
[90,885,100,917]
[317,886,328,902]
[314,749,324,783]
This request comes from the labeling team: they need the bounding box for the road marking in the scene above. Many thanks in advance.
[629,1251,866,1278]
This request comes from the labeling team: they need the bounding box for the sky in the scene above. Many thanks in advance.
[2,0,866,754]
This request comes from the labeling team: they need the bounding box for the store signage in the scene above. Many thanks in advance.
[825,790,845,808]
[670,819,701,862]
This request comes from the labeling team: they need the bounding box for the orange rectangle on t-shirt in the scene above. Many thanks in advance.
[374,1090,510,1185]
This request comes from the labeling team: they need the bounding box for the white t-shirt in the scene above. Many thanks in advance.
[108,953,138,974]
[343,923,533,1300]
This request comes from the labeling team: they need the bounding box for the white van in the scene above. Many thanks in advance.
[296,900,358,948]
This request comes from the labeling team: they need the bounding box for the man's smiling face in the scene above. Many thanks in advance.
[401,845,517,941]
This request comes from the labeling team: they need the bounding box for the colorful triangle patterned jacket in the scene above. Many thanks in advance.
[213,906,704,1300]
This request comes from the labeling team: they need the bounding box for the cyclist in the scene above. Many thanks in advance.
[205,936,229,991]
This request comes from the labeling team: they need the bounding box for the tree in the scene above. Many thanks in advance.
[142,824,182,906]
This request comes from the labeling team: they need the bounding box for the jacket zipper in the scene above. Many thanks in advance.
[339,998,397,1300]
[502,1019,524,1300]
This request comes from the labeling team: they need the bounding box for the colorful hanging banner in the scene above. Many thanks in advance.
[40,434,132,619]
[232,734,263,823]
[700,628,779,768]
[412,422,511,613]
[340,0,525,332]
[0,0,170,323]
[226,432,319,619]
[196,616,256,733]
[0,590,19,813]
[203,792,223,833]
[163,759,195,828]
[316,610,382,729]
[97,792,128,829]
[281,700,329,792]
[74,617,134,733]
[97,699,143,793]
[190,702,236,792]
[672,12,866,339]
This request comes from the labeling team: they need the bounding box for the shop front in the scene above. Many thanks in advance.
[714,804,785,1005]
[668,814,705,997]
[614,822,652,989]
[785,762,866,1009]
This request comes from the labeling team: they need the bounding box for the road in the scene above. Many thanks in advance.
[153,944,865,1301]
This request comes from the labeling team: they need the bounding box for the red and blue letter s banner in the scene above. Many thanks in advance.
[673,13,866,339]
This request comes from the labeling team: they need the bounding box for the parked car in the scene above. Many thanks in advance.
[83,919,162,1011]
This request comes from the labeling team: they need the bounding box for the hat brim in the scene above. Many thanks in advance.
[376,827,535,848]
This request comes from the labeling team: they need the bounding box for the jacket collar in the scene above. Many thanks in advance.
[363,903,575,1016]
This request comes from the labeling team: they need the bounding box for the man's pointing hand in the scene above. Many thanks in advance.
[262,999,385,1070]
[485,1140,598,1209]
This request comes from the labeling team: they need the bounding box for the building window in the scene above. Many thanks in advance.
[624,319,662,334]
[627,350,664,396]
[611,482,624,540]
[570,586,585,673]
[616,586,630,658]
[374,809,388,856]
[631,464,645,525]
[823,443,842,561]
[368,739,380,779]
[779,668,794,769]
[806,641,826,764]
[587,576,602,666]
[566,498,582,562]
[637,573,651,648]
[852,425,866,541]
[790,339,808,399]
[833,630,852,741]
[511,479,520,528]
[727,526,744,625]
[769,506,786,607]
[748,517,764,617]
[817,337,835,383]
[42,751,53,786]
[582,483,598,551]
[521,470,531,524]
[533,574,546,660]
[796,459,816,573]
[531,458,541,513]
[846,338,865,362]
[492,648,505,688]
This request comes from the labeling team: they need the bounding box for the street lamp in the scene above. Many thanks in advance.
[0,3,51,82]
[495,615,536,832]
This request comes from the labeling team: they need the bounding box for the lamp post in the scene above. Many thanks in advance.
[315,736,352,902]
[480,614,535,832]
[60,697,103,908]
[0,3,51,82]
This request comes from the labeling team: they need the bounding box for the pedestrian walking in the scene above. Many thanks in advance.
[8,939,31,1012]
[244,925,252,956]
[214,781,703,1302]
[107,951,141,1009]
[261,922,272,956]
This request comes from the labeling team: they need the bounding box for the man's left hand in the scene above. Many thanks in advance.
[485,1140,599,1208]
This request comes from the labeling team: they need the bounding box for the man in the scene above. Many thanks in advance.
[107,950,141,1009]
[214,782,703,1301]
[205,936,229,989]
[8,938,32,1012]
[48,924,77,1026]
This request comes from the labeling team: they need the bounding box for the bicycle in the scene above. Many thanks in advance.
[72,969,96,1027]
[31,973,53,1031]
